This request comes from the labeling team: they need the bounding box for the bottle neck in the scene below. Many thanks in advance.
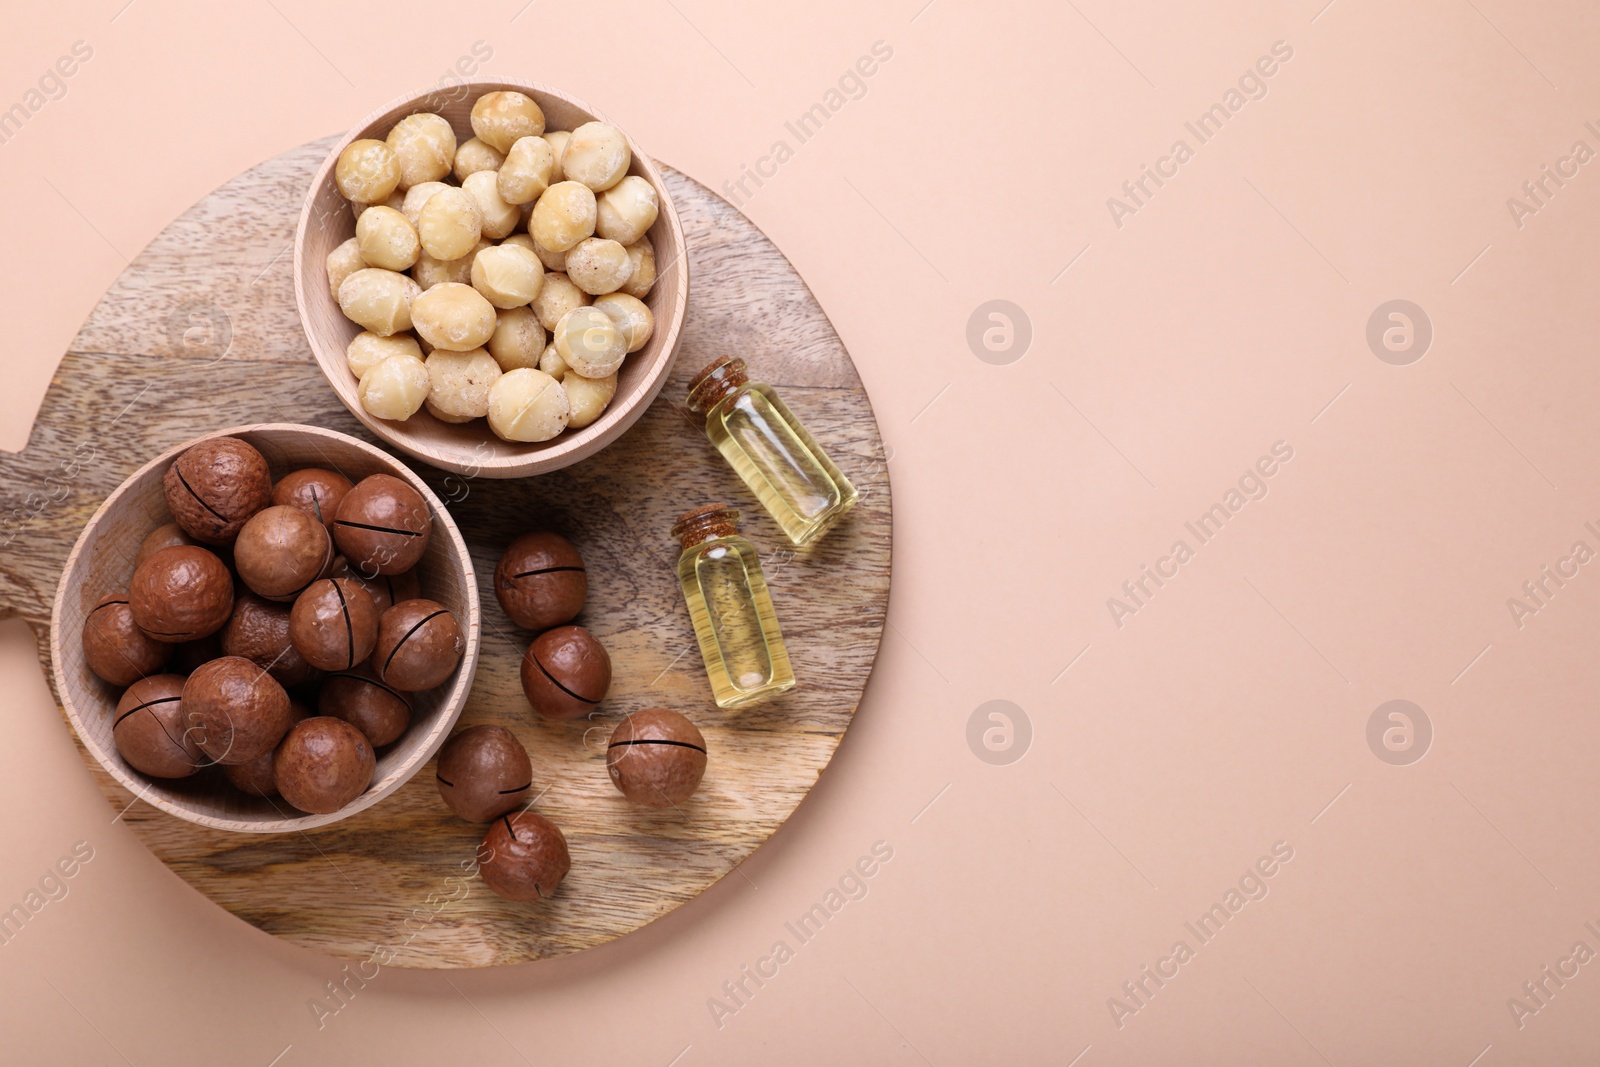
[673,504,742,550]
[686,356,751,416]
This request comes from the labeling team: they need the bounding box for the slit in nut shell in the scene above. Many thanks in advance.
[332,474,433,576]
[373,599,464,691]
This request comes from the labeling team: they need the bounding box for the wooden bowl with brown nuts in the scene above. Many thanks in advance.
[48,424,481,833]
[293,79,688,479]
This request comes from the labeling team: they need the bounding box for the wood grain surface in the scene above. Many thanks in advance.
[0,136,891,968]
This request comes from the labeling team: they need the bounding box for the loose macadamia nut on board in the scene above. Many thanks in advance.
[553,306,627,379]
[477,811,569,902]
[564,371,618,430]
[355,205,420,271]
[113,675,202,778]
[129,546,234,643]
[562,121,630,191]
[531,272,590,332]
[620,236,657,299]
[487,368,568,442]
[436,725,532,822]
[374,599,463,691]
[336,139,401,203]
[346,332,424,381]
[182,655,293,765]
[275,717,376,814]
[224,700,310,797]
[331,556,421,613]
[417,186,484,261]
[289,577,380,672]
[385,112,456,189]
[607,707,707,807]
[542,131,571,182]
[410,282,497,351]
[592,293,654,353]
[221,594,319,687]
[83,593,172,686]
[472,91,545,153]
[358,353,430,421]
[495,531,586,631]
[565,237,633,296]
[595,175,659,246]
[462,169,519,240]
[520,624,610,720]
[426,348,502,420]
[453,137,506,182]
[497,136,554,205]
[412,239,489,291]
[487,307,547,371]
[272,468,355,535]
[401,180,451,226]
[530,181,597,253]
[319,666,412,747]
[333,474,433,576]
[234,505,334,602]
[326,237,366,301]
[471,244,543,309]
[339,268,421,336]
[163,436,272,545]
[135,522,195,566]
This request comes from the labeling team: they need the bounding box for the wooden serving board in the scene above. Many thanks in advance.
[0,137,891,968]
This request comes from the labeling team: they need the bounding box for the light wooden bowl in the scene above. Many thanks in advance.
[48,424,481,834]
[294,79,689,479]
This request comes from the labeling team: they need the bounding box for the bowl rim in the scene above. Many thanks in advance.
[292,78,690,479]
[48,423,482,834]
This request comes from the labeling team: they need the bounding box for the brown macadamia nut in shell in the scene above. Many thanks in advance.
[274,717,376,814]
[181,655,293,765]
[221,594,321,687]
[83,593,172,686]
[135,522,196,567]
[289,578,380,672]
[374,599,463,691]
[477,811,569,901]
[606,707,707,807]
[162,436,273,546]
[128,546,234,643]
[494,532,586,631]
[114,674,202,778]
[233,505,334,602]
[520,624,610,720]
[436,725,533,822]
[224,699,310,796]
[272,468,354,535]
[318,666,412,747]
[333,474,433,576]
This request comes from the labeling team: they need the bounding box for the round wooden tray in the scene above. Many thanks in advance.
[0,136,891,968]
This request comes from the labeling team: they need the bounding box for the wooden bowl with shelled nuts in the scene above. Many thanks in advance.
[293,79,688,479]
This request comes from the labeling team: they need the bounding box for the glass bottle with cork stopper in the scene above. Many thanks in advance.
[671,503,796,709]
[686,356,859,546]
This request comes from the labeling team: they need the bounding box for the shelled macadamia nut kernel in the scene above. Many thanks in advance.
[411,282,497,351]
[426,348,502,420]
[412,239,489,291]
[564,371,618,429]
[355,205,421,271]
[385,112,456,189]
[562,121,630,191]
[401,180,451,226]
[532,272,590,331]
[620,235,657,299]
[326,238,366,301]
[542,131,571,182]
[472,91,545,152]
[553,306,627,379]
[462,170,519,240]
[487,307,547,371]
[453,137,506,182]
[347,332,423,380]
[565,237,633,296]
[417,186,483,261]
[592,293,654,353]
[530,181,597,253]
[497,136,554,205]
[339,268,420,336]
[488,368,568,442]
[524,232,569,272]
[352,190,404,224]
[336,139,400,203]
[537,344,567,380]
[595,175,658,246]
[358,354,430,421]
[471,244,543,308]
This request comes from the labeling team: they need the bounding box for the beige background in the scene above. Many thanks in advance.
[2,0,1598,1063]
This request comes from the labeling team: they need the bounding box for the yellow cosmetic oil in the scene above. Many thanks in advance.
[686,356,859,546]
[671,504,796,708]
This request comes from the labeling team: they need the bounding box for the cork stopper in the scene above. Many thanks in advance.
[685,356,749,416]
[672,503,741,549]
